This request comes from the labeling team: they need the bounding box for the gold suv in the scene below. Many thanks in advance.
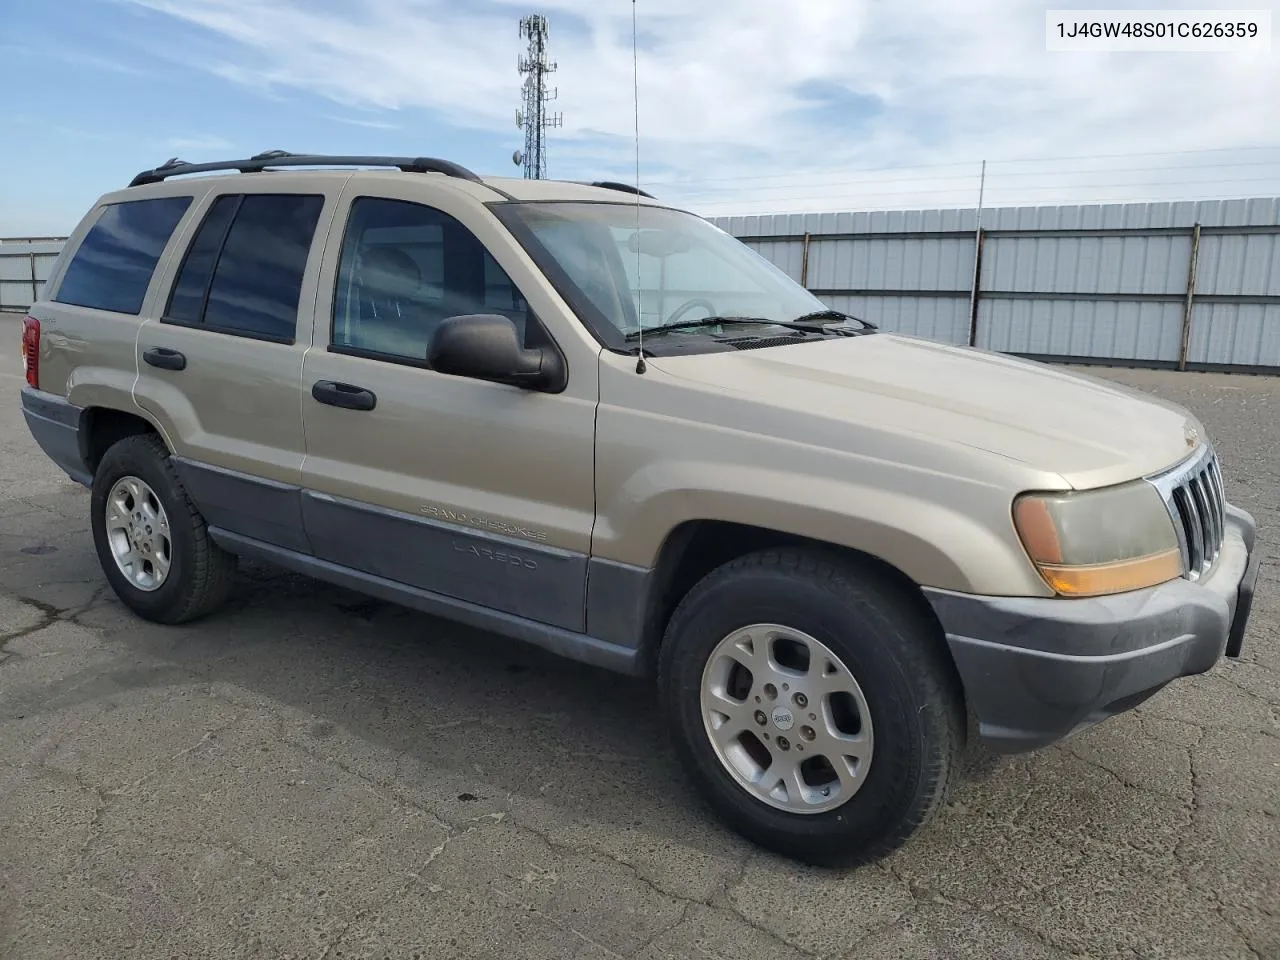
[20,152,1261,865]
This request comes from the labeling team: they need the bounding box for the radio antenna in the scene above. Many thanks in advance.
[631,0,646,374]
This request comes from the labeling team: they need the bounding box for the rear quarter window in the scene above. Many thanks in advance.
[53,196,193,315]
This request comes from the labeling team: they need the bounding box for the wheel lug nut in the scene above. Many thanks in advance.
[776,736,790,751]
[754,710,767,725]
[793,693,808,708]
[800,726,816,741]
[763,683,778,701]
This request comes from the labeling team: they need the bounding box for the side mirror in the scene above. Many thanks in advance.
[427,314,565,392]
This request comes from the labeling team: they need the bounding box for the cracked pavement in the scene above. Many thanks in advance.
[1,324,1277,958]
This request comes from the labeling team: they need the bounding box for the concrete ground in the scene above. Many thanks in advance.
[1,324,1277,959]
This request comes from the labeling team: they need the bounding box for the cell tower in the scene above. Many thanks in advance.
[514,14,562,180]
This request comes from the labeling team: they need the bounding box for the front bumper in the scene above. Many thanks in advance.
[925,505,1260,753]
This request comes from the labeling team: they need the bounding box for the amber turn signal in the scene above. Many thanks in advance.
[1036,549,1184,597]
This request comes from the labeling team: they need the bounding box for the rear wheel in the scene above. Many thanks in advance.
[91,434,236,624]
[658,548,963,866]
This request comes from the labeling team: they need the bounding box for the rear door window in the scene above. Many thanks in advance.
[53,196,192,314]
[164,193,324,342]
[165,195,239,324]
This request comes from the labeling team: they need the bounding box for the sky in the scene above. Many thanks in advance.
[1,0,1278,236]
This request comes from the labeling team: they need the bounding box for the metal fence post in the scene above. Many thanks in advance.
[1177,223,1201,371]
[966,160,987,347]
[28,252,38,309]
[800,232,811,287]
[967,227,985,347]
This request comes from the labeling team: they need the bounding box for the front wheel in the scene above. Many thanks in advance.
[658,548,963,867]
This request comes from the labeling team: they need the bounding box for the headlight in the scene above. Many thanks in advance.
[1012,481,1182,597]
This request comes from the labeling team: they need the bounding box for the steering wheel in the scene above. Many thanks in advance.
[665,298,717,326]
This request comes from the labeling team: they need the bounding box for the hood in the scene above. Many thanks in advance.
[647,333,1202,490]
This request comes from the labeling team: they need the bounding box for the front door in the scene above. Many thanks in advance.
[299,185,598,631]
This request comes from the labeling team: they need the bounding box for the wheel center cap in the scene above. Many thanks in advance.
[770,706,795,731]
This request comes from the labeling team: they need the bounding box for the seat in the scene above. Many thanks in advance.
[354,246,435,358]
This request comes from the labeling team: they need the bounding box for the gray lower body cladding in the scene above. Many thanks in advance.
[298,489,588,632]
[925,505,1260,752]
[177,460,640,672]
[172,458,312,555]
[211,529,640,675]
[20,385,92,486]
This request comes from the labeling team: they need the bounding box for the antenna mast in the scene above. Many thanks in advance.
[630,0,646,374]
[515,14,562,180]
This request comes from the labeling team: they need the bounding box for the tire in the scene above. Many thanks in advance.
[658,548,963,867]
[90,434,236,624]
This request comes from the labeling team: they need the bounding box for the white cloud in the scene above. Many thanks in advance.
[166,134,235,153]
[124,0,1280,213]
[0,41,154,78]
[325,115,401,131]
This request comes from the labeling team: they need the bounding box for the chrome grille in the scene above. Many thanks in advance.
[1148,445,1227,581]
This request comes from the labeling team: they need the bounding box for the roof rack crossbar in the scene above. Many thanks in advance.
[585,180,657,199]
[128,153,483,187]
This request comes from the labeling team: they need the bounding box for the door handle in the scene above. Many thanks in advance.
[312,380,377,411]
[143,347,187,371]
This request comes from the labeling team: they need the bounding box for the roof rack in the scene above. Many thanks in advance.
[585,181,657,199]
[128,150,483,187]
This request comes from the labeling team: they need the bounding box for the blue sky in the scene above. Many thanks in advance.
[2,0,1278,235]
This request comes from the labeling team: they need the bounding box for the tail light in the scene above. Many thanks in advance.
[21,316,40,389]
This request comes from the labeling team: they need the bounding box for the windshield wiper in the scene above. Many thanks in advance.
[623,316,780,341]
[622,312,874,342]
[789,309,877,331]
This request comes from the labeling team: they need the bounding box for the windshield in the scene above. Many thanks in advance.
[495,202,829,348]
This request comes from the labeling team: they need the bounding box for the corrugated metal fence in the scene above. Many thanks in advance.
[712,197,1280,372]
[7,196,1280,369]
[0,238,63,314]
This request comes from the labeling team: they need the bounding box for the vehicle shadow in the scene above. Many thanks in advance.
[11,528,1019,870]
[19,545,744,849]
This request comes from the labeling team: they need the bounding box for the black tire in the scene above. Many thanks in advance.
[658,548,963,867]
[90,434,236,624]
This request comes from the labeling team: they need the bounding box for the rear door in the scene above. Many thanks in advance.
[133,177,344,552]
[298,181,599,631]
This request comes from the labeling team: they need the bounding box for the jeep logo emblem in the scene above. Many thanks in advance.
[771,706,795,731]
